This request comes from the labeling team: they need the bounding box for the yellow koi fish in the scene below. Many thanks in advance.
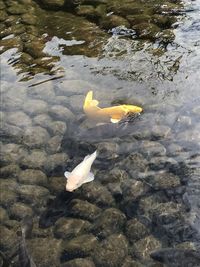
[83,90,143,123]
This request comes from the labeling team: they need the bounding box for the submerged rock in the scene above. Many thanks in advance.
[24,126,50,148]
[0,225,18,252]
[27,238,62,267]
[61,258,95,267]
[54,218,91,239]
[69,199,102,222]
[9,202,33,220]
[92,208,126,238]
[126,218,150,243]
[0,207,9,222]
[49,105,75,122]
[18,169,48,187]
[61,234,98,259]
[40,0,65,9]
[93,234,128,267]
[6,111,32,128]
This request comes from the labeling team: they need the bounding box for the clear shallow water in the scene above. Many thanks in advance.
[0,0,200,266]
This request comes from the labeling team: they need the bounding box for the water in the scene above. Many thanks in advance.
[0,0,200,266]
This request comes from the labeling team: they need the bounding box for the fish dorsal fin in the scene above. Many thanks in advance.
[64,171,71,179]
[82,172,94,184]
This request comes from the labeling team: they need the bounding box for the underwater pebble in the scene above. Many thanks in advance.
[70,199,102,222]
[23,99,48,115]
[0,164,21,178]
[97,141,119,160]
[122,257,144,267]
[0,225,18,252]
[78,182,115,207]
[54,218,91,239]
[93,234,128,267]
[48,176,66,193]
[20,149,47,169]
[6,111,32,127]
[148,156,178,171]
[0,207,9,222]
[49,105,75,122]
[0,189,18,208]
[33,114,53,129]
[151,125,171,139]
[46,135,62,154]
[120,152,148,173]
[28,82,55,101]
[139,140,166,158]
[44,153,68,172]
[61,258,95,267]
[69,94,85,112]
[17,184,50,206]
[126,218,150,243]
[57,80,97,96]
[62,234,98,259]
[27,238,62,267]
[9,202,33,220]
[92,208,126,238]
[0,143,28,165]
[24,126,50,148]
[48,121,67,136]
[132,235,161,260]
[18,169,48,187]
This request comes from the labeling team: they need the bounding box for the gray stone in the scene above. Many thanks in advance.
[139,141,166,158]
[0,164,21,178]
[28,82,55,101]
[57,80,97,96]
[23,99,48,115]
[69,94,85,112]
[1,143,28,165]
[46,135,62,153]
[9,202,33,220]
[92,208,126,238]
[93,234,128,267]
[126,218,150,242]
[70,199,102,222]
[97,142,119,160]
[17,184,50,206]
[0,187,18,207]
[0,123,23,143]
[0,225,18,252]
[27,238,62,267]
[21,13,37,25]
[49,105,75,122]
[122,257,144,267]
[121,180,149,201]
[49,176,65,193]
[44,153,68,172]
[151,125,171,139]
[0,207,9,222]
[97,168,129,185]
[18,169,48,187]
[62,234,98,257]
[48,121,67,136]
[40,0,65,8]
[78,182,115,207]
[33,114,53,129]
[54,218,91,239]
[147,172,181,190]
[20,149,47,169]
[148,156,178,171]
[61,258,95,267]
[24,126,50,147]
[120,152,148,173]
[6,111,32,127]
[132,235,161,260]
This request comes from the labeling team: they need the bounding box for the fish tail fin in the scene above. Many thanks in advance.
[83,91,100,113]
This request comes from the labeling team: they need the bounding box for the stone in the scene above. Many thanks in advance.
[69,94,85,112]
[27,238,62,267]
[0,123,24,144]
[44,153,68,172]
[18,169,48,187]
[9,202,33,220]
[0,143,28,165]
[126,218,150,243]
[61,258,95,267]
[121,180,149,201]
[48,121,67,136]
[70,199,102,222]
[40,0,65,9]
[147,172,181,190]
[49,176,65,193]
[6,111,32,127]
[122,257,144,267]
[139,141,166,158]
[24,126,50,148]
[0,164,21,178]
[62,234,98,259]
[54,218,91,239]
[0,225,18,252]
[0,207,9,222]
[93,234,128,267]
[132,235,161,260]
[97,142,119,160]
[133,23,160,40]
[120,152,148,173]
[100,15,130,30]
[0,188,17,207]
[57,80,97,96]
[49,105,75,122]
[21,13,37,25]
[33,114,53,129]
[148,156,178,172]
[28,81,55,101]
[46,135,62,153]
[7,4,27,14]
[92,208,126,238]
[17,184,50,206]
[78,182,115,207]
[24,39,46,58]
[20,149,47,169]
[23,99,48,115]
[151,125,171,139]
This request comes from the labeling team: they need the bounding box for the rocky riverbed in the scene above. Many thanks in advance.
[0,0,200,266]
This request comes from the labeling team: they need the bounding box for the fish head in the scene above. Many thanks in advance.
[65,174,82,192]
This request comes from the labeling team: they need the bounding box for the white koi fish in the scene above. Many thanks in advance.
[64,150,97,192]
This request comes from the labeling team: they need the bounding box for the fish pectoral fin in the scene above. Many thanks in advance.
[82,172,95,184]
[110,118,121,123]
[64,171,71,179]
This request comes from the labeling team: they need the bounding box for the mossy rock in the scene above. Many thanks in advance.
[133,22,161,40]
[100,15,130,30]
[126,14,151,26]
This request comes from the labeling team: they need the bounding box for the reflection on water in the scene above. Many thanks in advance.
[0,0,200,266]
